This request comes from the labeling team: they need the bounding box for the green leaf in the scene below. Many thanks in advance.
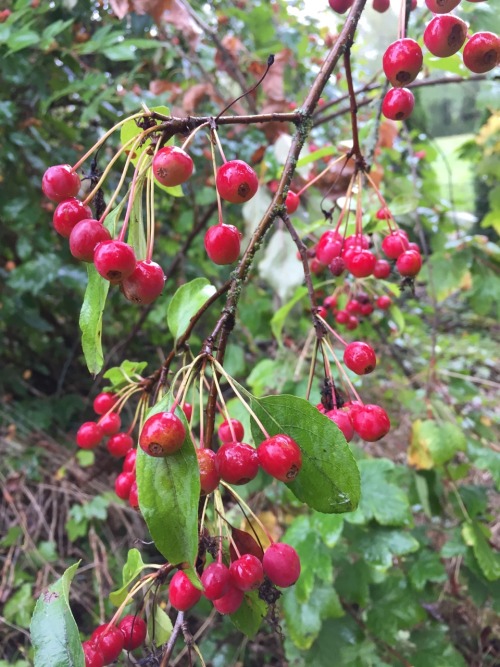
[389,304,405,333]
[119,105,170,167]
[6,29,40,54]
[167,278,217,342]
[462,520,500,581]
[127,173,147,260]
[230,590,267,638]
[409,420,466,469]
[148,605,173,647]
[110,548,146,605]
[249,394,360,513]
[103,360,148,391]
[367,575,426,643]
[137,394,200,566]
[352,528,419,569]
[270,285,307,345]
[30,562,85,667]
[408,550,447,591]
[79,264,110,376]
[295,145,337,169]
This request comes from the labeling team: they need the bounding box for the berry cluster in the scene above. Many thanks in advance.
[76,392,133,454]
[82,615,147,667]
[319,400,391,443]
[321,288,393,333]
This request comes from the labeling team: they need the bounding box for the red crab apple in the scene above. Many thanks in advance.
[204,224,241,264]
[216,160,258,204]
[139,411,186,457]
[383,39,423,87]
[152,146,194,187]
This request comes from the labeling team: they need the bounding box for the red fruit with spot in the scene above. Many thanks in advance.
[345,250,377,277]
[346,299,360,314]
[215,442,259,485]
[285,190,300,214]
[360,302,374,317]
[316,230,343,264]
[216,160,259,204]
[107,432,134,457]
[115,471,135,500]
[93,392,118,415]
[310,257,326,274]
[82,641,104,667]
[329,257,346,276]
[257,434,302,482]
[352,404,391,441]
[344,341,377,375]
[204,224,241,264]
[396,249,422,276]
[382,231,409,259]
[118,615,147,651]
[218,418,245,443]
[123,448,137,473]
[382,88,415,121]
[374,259,391,279]
[230,554,264,591]
[121,260,165,304]
[42,164,81,202]
[463,32,500,74]
[197,448,220,494]
[169,570,202,611]
[425,0,461,13]
[383,39,423,87]
[152,146,194,187]
[76,422,104,449]
[326,408,354,442]
[201,562,231,600]
[99,411,121,436]
[328,0,353,13]
[139,411,186,457]
[91,624,125,664]
[213,585,244,614]
[53,198,93,237]
[373,0,390,12]
[262,543,301,588]
[323,295,337,310]
[94,240,137,283]
[377,295,392,309]
[69,219,111,262]
[128,481,139,509]
[424,15,468,58]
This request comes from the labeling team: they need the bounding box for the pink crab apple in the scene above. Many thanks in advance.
[204,224,241,265]
[424,15,468,59]
[383,39,423,87]
[42,164,81,202]
[69,219,111,263]
[152,146,194,187]
[262,543,301,588]
[52,198,92,237]
[382,88,415,121]
[120,260,165,304]
[257,434,302,482]
[169,570,202,611]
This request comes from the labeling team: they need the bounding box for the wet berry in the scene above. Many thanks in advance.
[152,146,194,187]
[118,615,147,651]
[215,442,259,485]
[218,419,245,443]
[69,219,111,263]
[204,224,241,264]
[197,448,220,494]
[121,260,165,304]
[216,160,259,204]
[201,562,231,600]
[262,543,301,588]
[53,198,92,237]
[139,411,186,457]
[343,341,377,375]
[229,554,264,591]
[42,164,81,202]
[352,404,391,441]
[257,434,302,482]
[169,570,202,611]
[94,240,137,283]
[76,422,104,449]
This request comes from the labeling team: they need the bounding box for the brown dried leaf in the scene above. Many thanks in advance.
[149,79,182,98]
[182,83,214,115]
[261,49,293,104]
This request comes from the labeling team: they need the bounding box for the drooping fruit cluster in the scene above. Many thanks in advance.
[76,391,129,451]
[82,615,147,667]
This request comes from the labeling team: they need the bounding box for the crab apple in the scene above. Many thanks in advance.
[42,164,81,202]
[326,408,354,442]
[323,295,337,310]
[344,341,377,375]
[343,401,363,419]
[345,250,377,277]
[204,223,241,264]
[201,562,231,600]
[344,233,370,250]
[218,418,245,443]
[377,295,392,309]
[182,403,193,422]
[216,159,259,204]
[424,0,461,13]
[329,257,346,276]
[213,585,244,614]
[128,481,139,509]
[335,310,349,325]
[99,411,121,436]
[316,230,343,264]
[382,231,409,259]
[123,448,137,473]
[118,615,147,651]
[376,207,391,220]
[372,0,390,12]
[408,241,420,253]
[263,543,301,588]
[230,554,264,591]
[374,259,391,279]
[346,299,360,314]
[285,190,300,214]
[93,392,118,415]
[91,624,125,664]
[121,260,165,304]
[352,404,391,441]
[328,0,353,13]
[169,570,202,611]
[257,434,302,482]
[382,88,415,121]
[215,442,259,485]
[360,302,374,317]
[69,219,111,262]
[152,146,193,187]
[52,198,93,237]
[107,432,133,457]
[82,641,104,667]
[396,249,422,276]
[310,257,326,274]
[197,448,220,494]
[76,422,104,449]
[383,39,423,87]
[424,15,468,58]
[346,315,359,330]
[463,32,500,74]
[115,471,135,500]
[139,411,186,457]
[94,240,137,283]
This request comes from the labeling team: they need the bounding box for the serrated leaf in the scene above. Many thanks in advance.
[352,528,419,569]
[79,264,109,376]
[462,520,500,581]
[119,105,170,167]
[248,394,360,513]
[367,575,426,643]
[137,394,200,566]
[30,562,84,667]
[270,285,307,345]
[103,359,148,390]
[230,590,267,638]
[354,459,412,527]
[408,550,447,591]
[148,605,173,646]
[167,278,216,342]
[409,420,466,470]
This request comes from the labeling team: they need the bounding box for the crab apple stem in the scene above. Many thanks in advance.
[220,482,274,545]
[398,0,406,40]
[296,154,346,197]
[211,127,227,164]
[117,151,150,243]
[181,120,210,151]
[199,493,210,538]
[127,393,149,436]
[108,573,155,628]
[211,369,238,442]
[322,338,364,404]
[316,315,348,347]
[72,111,147,172]
[355,171,363,236]
[305,337,319,402]
[170,355,204,415]
[333,172,356,238]
[320,340,338,409]
[209,133,225,225]
[210,358,270,439]
[364,170,396,232]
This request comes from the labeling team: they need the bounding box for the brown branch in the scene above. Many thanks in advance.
[343,44,364,166]
[160,611,184,667]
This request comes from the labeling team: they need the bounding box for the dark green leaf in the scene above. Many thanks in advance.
[408,550,447,591]
[352,528,419,569]
[110,548,145,605]
[30,562,84,667]
[79,264,109,376]
[462,520,500,581]
[167,278,217,342]
[230,590,267,638]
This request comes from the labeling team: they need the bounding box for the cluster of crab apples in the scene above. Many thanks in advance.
[82,615,147,667]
